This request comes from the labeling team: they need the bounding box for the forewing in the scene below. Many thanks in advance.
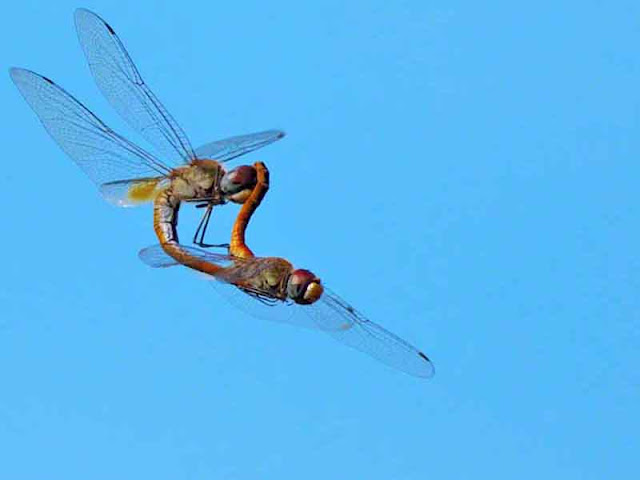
[75,8,195,165]
[307,288,435,378]
[194,130,285,162]
[10,68,171,195]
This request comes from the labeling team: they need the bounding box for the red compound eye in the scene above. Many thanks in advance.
[220,165,257,194]
[287,269,323,305]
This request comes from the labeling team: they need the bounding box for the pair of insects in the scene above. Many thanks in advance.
[11,8,434,378]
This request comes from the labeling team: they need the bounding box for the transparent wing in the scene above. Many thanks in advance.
[194,130,285,162]
[308,289,435,378]
[100,176,168,206]
[10,68,172,196]
[138,244,181,268]
[75,8,195,165]
[218,285,435,375]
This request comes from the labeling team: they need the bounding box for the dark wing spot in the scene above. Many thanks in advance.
[418,351,431,362]
[105,21,116,35]
[42,75,54,85]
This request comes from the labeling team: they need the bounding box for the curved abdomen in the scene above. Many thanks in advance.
[153,188,222,276]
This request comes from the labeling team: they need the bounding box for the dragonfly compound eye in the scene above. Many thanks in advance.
[221,165,257,203]
[287,269,324,305]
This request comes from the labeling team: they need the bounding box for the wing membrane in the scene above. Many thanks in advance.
[309,289,435,378]
[75,8,195,164]
[194,130,285,162]
[10,68,171,195]
[100,177,167,206]
[138,244,183,268]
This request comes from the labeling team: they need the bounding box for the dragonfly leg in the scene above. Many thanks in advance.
[229,162,269,259]
[192,203,212,245]
[192,204,229,248]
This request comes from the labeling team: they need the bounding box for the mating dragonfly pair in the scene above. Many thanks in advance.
[11,8,434,378]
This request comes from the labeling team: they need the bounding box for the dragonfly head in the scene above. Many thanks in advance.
[221,165,257,203]
[287,269,324,305]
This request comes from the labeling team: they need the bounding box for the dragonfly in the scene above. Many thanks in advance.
[140,166,434,378]
[139,241,435,378]
[10,8,284,248]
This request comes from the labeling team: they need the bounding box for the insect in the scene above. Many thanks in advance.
[139,241,435,378]
[140,168,435,378]
[11,9,434,378]
[10,8,283,248]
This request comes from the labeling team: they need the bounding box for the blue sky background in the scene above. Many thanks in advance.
[1,1,639,478]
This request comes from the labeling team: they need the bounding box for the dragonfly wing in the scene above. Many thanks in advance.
[138,244,182,268]
[100,176,168,206]
[74,8,195,165]
[194,130,285,162]
[10,68,172,199]
[307,288,435,378]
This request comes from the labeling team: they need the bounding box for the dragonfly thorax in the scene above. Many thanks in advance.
[170,162,222,202]
[230,257,292,301]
